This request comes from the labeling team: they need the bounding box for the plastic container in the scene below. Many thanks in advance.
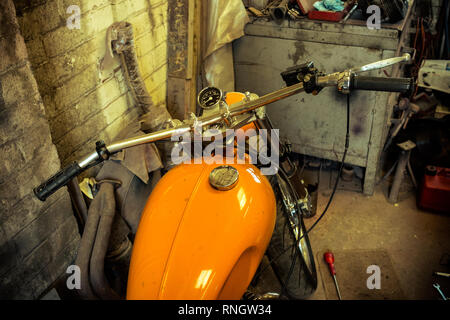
[307,1,355,22]
[418,166,450,213]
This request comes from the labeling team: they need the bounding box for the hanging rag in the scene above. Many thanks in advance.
[203,0,249,92]
[313,0,345,12]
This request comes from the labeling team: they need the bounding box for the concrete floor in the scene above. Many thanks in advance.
[253,169,450,300]
[305,181,450,300]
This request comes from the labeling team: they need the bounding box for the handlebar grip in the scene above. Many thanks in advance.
[351,76,414,94]
[33,162,83,201]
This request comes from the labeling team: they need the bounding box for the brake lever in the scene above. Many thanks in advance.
[350,53,411,74]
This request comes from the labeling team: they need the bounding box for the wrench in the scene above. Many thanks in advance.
[433,283,448,300]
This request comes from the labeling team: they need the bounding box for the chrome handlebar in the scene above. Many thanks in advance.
[34,54,413,201]
[82,53,413,166]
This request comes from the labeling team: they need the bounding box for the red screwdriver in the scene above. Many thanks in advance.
[324,251,342,300]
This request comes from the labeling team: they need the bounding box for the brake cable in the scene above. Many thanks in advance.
[304,93,350,234]
[253,94,351,286]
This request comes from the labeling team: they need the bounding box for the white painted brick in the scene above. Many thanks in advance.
[135,24,167,57]
[50,78,122,140]
[43,63,99,118]
[35,32,106,90]
[111,0,149,21]
[62,0,110,14]
[102,94,130,124]
[19,0,168,173]
[144,63,167,94]
[42,4,114,57]
[138,42,167,80]
[128,10,154,38]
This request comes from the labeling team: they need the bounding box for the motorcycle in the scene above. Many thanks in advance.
[34,53,414,300]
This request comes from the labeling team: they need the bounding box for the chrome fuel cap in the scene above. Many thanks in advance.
[209,166,239,191]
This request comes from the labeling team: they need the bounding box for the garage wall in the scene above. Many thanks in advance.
[0,0,79,299]
[13,0,169,166]
[0,0,169,299]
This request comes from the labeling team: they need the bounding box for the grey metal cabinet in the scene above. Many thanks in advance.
[233,8,414,195]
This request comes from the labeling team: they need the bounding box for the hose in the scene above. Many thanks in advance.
[75,181,122,300]
[89,183,121,300]
[110,21,177,169]
[75,190,103,300]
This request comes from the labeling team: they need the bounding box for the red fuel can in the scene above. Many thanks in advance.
[418,166,450,213]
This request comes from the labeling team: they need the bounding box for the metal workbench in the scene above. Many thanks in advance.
[233,2,415,195]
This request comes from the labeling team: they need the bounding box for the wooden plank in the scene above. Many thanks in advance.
[186,0,195,80]
[188,0,202,114]
[167,0,202,118]
[397,0,416,32]
[244,23,399,50]
[167,78,187,120]
[168,0,189,78]
[252,18,399,38]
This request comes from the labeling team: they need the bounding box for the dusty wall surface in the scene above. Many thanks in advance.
[0,0,80,299]
[14,0,169,166]
[0,0,169,299]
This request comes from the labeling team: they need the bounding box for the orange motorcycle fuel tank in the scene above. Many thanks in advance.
[126,160,276,300]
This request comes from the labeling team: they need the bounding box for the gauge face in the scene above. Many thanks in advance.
[198,87,222,109]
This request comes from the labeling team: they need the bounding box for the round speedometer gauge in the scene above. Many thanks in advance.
[197,87,223,109]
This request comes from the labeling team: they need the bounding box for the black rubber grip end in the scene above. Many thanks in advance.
[34,162,83,201]
[351,75,414,94]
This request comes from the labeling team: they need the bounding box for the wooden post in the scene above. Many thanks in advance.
[167,0,202,120]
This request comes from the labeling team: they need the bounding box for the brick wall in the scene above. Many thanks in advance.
[0,0,169,299]
[0,0,80,299]
[14,0,169,167]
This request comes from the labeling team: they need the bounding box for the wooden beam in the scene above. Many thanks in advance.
[167,0,202,120]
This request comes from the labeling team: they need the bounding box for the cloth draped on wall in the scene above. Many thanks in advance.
[203,0,249,92]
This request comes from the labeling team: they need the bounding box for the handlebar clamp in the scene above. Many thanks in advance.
[96,140,111,160]
[304,74,320,94]
[280,62,323,94]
